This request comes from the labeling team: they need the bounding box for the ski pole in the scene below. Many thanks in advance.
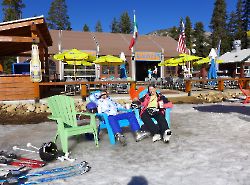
[27,143,39,150]
[12,146,39,154]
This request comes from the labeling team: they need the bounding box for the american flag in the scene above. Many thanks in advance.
[177,21,187,53]
[129,10,138,51]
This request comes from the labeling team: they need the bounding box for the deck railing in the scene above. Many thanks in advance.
[184,77,250,96]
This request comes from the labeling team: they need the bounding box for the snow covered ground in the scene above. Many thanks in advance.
[0,102,250,185]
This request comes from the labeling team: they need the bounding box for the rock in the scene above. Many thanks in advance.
[35,107,41,113]
[2,104,10,109]
[46,108,51,113]
[6,105,17,112]
[26,104,36,112]
[80,105,86,111]
[40,104,48,113]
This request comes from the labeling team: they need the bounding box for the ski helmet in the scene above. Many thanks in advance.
[39,142,58,162]
[86,102,97,113]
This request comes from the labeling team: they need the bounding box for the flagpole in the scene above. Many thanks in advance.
[131,10,136,81]
[215,39,221,71]
[160,48,164,78]
[58,30,64,81]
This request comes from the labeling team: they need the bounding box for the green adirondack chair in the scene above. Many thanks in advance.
[47,95,98,154]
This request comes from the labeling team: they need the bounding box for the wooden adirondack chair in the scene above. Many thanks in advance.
[239,83,250,104]
[47,95,98,154]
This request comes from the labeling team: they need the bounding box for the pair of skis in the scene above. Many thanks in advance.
[0,151,45,168]
[0,161,90,185]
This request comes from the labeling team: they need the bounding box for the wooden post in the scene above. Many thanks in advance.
[218,79,224,91]
[81,84,88,101]
[34,82,40,103]
[39,44,45,81]
[130,81,136,90]
[238,79,245,90]
[185,80,192,96]
[246,79,250,89]
[240,62,245,78]
[44,47,49,81]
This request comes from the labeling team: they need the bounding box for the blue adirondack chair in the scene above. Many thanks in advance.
[96,110,131,145]
[137,89,171,128]
[88,91,131,145]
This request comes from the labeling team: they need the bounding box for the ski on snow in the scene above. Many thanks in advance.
[0,151,45,168]
[0,161,90,185]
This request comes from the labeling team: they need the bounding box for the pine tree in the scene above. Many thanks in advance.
[227,11,237,46]
[228,11,237,38]
[234,0,246,48]
[47,0,71,30]
[110,17,120,33]
[185,16,192,50]
[119,12,132,34]
[167,26,179,40]
[82,24,90,32]
[95,20,103,32]
[241,0,250,48]
[2,0,25,21]
[210,0,231,54]
[193,22,209,57]
[178,17,184,34]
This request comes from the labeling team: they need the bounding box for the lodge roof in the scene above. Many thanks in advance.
[0,15,52,56]
[219,49,250,63]
[48,30,179,58]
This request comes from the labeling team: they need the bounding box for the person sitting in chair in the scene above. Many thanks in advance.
[139,84,173,143]
[97,91,150,146]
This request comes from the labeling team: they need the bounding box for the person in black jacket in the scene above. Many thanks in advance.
[139,84,173,143]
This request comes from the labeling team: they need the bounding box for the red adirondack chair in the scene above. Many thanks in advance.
[239,83,250,104]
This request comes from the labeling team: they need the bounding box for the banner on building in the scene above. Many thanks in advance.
[135,52,162,61]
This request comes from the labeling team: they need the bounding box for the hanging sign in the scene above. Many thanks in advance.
[135,52,162,61]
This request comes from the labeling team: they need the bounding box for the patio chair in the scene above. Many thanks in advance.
[164,76,174,89]
[156,77,163,88]
[97,111,131,145]
[47,95,99,154]
[87,91,131,145]
[239,83,250,104]
[64,77,75,95]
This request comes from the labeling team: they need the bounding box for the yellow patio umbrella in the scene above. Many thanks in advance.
[53,49,95,80]
[159,57,185,66]
[164,63,184,67]
[158,61,165,66]
[179,53,202,62]
[193,57,223,65]
[93,55,124,77]
[53,48,89,61]
[93,55,123,65]
[66,60,93,66]
[193,57,210,65]
[158,58,176,66]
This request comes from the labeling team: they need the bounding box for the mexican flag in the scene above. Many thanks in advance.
[129,11,138,50]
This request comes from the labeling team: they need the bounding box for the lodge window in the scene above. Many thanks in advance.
[102,66,115,74]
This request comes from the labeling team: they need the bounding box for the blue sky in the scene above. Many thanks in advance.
[0,0,237,34]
